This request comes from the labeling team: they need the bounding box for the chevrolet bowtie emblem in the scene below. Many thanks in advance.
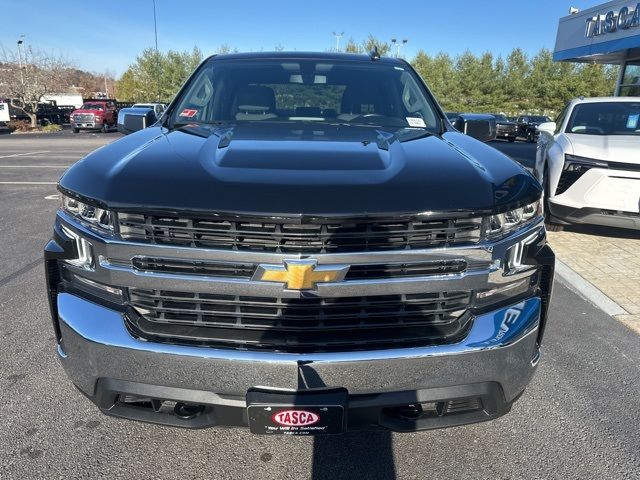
[253,260,349,290]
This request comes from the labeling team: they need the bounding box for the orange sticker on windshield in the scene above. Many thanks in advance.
[179,109,198,118]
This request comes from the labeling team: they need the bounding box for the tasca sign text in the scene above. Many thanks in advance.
[585,3,640,37]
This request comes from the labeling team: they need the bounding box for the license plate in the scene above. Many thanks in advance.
[246,388,347,436]
[248,405,344,435]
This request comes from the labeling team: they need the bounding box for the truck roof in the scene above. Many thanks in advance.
[207,51,406,65]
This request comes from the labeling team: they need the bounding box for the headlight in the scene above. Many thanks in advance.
[484,200,541,238]
[564,154,609,171]
[60,192,114,233]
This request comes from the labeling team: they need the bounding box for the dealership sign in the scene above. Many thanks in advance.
[585,3,640,37]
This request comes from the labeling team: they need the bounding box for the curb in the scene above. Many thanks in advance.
[555,259,628,317]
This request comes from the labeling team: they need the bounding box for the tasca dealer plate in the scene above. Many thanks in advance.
[246,388,348,436]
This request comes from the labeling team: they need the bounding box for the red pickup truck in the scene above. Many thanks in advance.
[70,100,117,133]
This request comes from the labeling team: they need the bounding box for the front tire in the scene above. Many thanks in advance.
[527,130,535,143]
[102,123,109,133]
[73,128,79,134]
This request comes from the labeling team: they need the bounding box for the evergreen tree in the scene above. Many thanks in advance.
[114,42,619,115]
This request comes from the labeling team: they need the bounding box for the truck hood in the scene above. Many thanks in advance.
[60,124,540,216]
[565,134,640,165]
[71,109,102,115]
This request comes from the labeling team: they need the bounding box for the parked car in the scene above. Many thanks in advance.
[449,113,497,138]
[70,100,118,133]
[517,115,552,143]
[45,51,554,434]
[132,103,167,117]
[488,114,517,142]
[535,97,640,231]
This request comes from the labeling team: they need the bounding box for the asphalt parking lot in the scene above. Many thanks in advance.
[0,133,639,479]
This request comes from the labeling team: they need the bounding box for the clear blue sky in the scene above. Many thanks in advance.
[0,0,604,76]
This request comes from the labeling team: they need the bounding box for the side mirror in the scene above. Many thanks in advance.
[453,114,497,143]
[117,107,157,135]
[537,122,556,135]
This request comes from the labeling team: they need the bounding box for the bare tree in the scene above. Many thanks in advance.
[1,45,72,127]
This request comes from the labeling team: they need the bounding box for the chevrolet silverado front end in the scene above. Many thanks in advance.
[45,52,554,434]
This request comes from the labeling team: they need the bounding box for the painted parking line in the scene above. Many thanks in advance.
[0,181,57,185]
[12,154,87,158]
[0,165,70,168]
[0,151,50,159]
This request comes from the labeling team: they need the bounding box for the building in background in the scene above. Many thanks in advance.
[554,1,640,95]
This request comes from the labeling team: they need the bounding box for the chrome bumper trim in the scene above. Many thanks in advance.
[57,293,541,402]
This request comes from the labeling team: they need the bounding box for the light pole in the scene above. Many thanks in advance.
[152,0,158,52]
[152,0,159,101]
[16,36,25,89]
[332,31,344,52]
[391,38,408,58]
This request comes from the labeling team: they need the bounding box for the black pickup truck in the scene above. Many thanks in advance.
[489,114,518,142]
[45,52,554,435]
[517,115,552,143]
[37,102,75,126]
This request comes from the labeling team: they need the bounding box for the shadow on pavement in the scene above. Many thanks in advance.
[311,431,396,480]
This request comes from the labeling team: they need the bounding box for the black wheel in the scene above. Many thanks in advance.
[543,167,564,232]
[527,130,535,143]
[102,122,109,133]
[73,128,79,134]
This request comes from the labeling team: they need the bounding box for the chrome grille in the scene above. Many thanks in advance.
[127,288,472,352]
[129,256,468,281]
[118,213,483,253]
[132,257,255,278]
[73,114,94,122]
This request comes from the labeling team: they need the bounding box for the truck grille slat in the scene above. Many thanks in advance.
[128,257,469,281]
[73,113,94,122]
[118,213,483,253]
[127,289,472,351]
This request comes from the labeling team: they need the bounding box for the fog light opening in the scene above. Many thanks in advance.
[385,397,484,422]
[443,397,483,415]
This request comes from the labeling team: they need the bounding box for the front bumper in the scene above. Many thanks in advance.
[55,291,543,431]
[45,209,554,431]
[72,120,104,129]
[550,168,640,230]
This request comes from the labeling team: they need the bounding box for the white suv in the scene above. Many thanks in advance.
[535,97,640,231]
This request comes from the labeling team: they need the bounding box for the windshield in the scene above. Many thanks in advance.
[81,103,104,110]
[566,102,640,136]
[170,58,440,131]
[492,114,508,122]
